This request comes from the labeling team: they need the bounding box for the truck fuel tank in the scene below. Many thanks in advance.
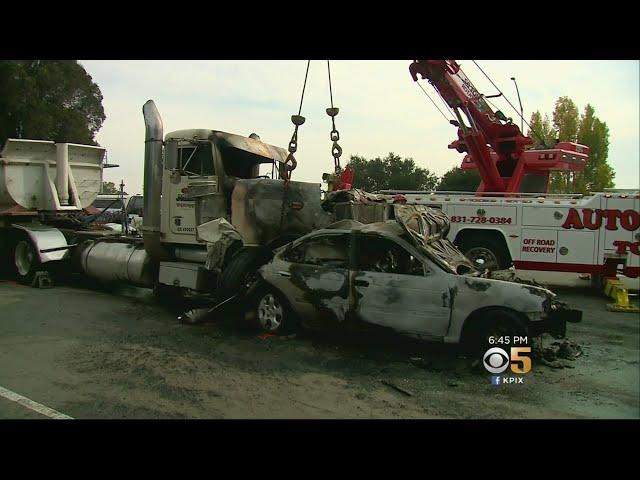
[77,240,154,287]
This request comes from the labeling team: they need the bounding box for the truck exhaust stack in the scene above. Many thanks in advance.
[142,100,167,260]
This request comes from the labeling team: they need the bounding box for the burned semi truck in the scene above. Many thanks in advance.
[0,100,330,301]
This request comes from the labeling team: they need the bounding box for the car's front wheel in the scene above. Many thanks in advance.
[463,308,529,353]
[252,287,296,335]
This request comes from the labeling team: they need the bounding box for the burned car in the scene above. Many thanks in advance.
[248,204,581,348]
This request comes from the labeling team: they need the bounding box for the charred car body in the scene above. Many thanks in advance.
[247,202,581,347]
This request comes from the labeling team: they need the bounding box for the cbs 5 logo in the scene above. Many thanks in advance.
[483,347,532,374]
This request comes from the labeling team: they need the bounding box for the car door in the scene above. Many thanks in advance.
[352,232,453,339]
[277,232,352,326]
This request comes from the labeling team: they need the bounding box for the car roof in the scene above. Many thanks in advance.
[306,220,406,238]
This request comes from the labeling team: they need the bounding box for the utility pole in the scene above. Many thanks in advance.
[511,77,524,132]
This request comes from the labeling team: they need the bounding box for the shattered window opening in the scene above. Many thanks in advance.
[355,234,425,276]
[221,146,273,180]
[284,234,350,268]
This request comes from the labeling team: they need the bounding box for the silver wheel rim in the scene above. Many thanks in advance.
[15,240,35,277]
[466,247,499,271]
[257,293,283,332]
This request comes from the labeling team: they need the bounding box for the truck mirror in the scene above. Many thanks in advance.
[165,140,178,170]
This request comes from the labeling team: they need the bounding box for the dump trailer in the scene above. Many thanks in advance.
[1,100,330,303]
[0,138,110,284]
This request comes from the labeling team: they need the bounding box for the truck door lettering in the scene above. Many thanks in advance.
[603,209,620,230]
[562,208,584,229]
[562,208,639,232]
[613,240,640,256]
[620,210,640,231]
[582,208,603,230]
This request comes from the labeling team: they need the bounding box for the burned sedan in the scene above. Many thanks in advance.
[248,204,581,348]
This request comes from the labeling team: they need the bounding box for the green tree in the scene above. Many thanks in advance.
[101,181,119,194]
[576,104,614,192]
[0,60,105,146]
[547,96,581,193]
[526,98,614,194]
[527,111,555,148]
[436,166,481,192]
[347,152,439,192]
[552,96,580,142]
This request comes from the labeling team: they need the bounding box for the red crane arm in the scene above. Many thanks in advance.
[409,60,588,194]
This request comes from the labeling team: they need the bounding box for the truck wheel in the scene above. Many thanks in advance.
[216,247,270,303]
[252,286,296,334]
[13,238,41,284]
[461,239,510,271]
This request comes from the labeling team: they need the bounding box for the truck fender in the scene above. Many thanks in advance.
[10,224,69,263]
[454,227,513,254]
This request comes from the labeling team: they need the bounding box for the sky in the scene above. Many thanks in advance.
[80,60,640,194]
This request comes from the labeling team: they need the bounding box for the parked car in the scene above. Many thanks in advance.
[125,194,144,230]
[249,205,581,349]
[92,194,129,223]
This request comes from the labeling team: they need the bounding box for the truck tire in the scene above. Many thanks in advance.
[216,247,270,303]
[459,237,510,271]
[12,237,41,284]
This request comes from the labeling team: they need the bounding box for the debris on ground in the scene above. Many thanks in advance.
[533,333,584,369]
[258,333,276,340]
[178,308,210,325]
[278,334,297,341]
[408,357,425,367]
[380,379,414,396]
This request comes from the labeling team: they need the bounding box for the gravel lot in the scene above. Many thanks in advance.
[0,274,638,419]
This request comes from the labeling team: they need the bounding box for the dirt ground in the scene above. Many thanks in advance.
[0,275,638,419]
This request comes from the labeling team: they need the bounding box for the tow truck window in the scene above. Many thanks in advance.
[284,234,350,268]
[178,143,214,176]
[355,234,425,276]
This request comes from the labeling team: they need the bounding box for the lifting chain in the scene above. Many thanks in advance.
[282,115,303,182]
[280,61,310,231]
[282,60,310,183]
[326,61,343,174]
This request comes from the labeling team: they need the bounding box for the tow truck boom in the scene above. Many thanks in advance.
[409,60,590,194]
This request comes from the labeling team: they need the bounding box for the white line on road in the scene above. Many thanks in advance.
[0,385,73,420]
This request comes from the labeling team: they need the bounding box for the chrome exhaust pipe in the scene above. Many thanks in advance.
[142,100,167,260]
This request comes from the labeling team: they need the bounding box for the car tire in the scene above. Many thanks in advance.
[251,286,296,335]
[12,236,41,284]
[464,309,528,354]
[460,238,510,271]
